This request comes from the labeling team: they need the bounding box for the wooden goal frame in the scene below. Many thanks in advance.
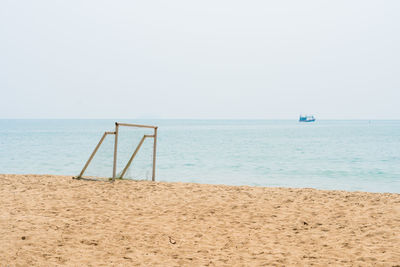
[74,122,158,182]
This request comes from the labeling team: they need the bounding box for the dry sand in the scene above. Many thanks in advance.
[0,174,399,266]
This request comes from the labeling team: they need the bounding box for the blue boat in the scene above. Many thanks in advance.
[299,115,315,122]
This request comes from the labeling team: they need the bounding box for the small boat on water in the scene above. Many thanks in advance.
[299,115,315,122]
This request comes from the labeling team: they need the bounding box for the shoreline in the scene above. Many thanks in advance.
[4,172,399,194]
[1,174,399,265]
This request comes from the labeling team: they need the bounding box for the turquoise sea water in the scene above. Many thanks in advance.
[0,119,399,193]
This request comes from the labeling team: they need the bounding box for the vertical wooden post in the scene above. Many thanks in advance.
[113,122,119,180]
[152,127,157,181]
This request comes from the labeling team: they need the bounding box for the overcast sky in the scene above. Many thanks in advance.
[0,0,399,119]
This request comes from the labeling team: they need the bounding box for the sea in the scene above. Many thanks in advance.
[0,119,399,193]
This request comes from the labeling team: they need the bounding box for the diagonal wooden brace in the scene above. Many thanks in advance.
[75,131,115,179]
[119,135,154,179]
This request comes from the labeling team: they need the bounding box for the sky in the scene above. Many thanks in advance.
[0,0,399,119]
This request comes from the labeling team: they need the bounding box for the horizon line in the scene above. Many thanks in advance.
[1,118,400,121]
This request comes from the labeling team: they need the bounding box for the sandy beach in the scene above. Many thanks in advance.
[0,174,399,266]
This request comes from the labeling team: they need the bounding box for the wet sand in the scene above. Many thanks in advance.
[0,174,399,266]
